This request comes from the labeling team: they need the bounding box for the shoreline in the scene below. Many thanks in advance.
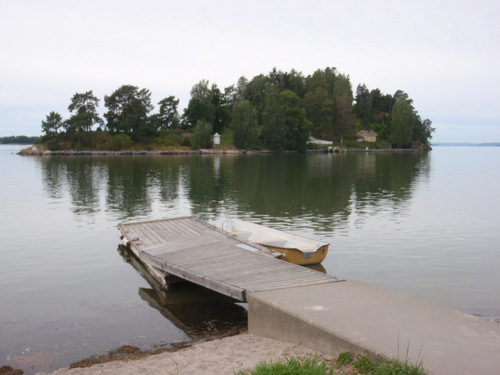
[17,146,424,156]
[32,333,338,375]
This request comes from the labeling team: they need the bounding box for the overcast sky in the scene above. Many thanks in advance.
[1,0,499,142]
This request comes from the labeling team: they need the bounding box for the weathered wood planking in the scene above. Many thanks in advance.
[118,217,340,301]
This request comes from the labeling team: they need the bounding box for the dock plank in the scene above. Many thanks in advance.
[118,217,340,301]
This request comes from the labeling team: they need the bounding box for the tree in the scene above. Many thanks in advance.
[262,84,286,150]
[231,100,259,149]
[268,67,306,97]
[413,118,435,146]
[244,74,269,124]
[153,96,180,130]
[104,85,154,140]
[211,83,232,134]
[182,80,215,128]
[335,93,356,141]
[65,91,103,145]
[391,91,416,147]
[306,67,338,95]
[354,84,372,127]
[303,88,334,140]
[235,76,249,102]
[41,111,63,138]
[280,90,310,151]
[191,120,213,149]
[370,88,393,114]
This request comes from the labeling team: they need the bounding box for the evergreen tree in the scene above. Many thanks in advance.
[41,111,63,138]
[155,96,180,130]
[354,84,372,127]
[65,91,103,146]
[104,85,154,141]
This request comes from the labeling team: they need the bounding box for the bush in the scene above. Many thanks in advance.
[191,120,213,149]
[46,139,61,151]
[113,134,132,150]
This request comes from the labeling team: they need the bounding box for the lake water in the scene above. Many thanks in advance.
[1,145,499,373]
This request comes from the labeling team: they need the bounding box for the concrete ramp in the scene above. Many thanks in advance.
[248,280,500,375]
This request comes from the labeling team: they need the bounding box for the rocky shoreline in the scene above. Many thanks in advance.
[18,145,422,156]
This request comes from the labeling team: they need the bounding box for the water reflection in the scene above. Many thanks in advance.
[118,246,247,338]
[38,153,430,229]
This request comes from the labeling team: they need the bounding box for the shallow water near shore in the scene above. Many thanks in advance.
[1,144,499,374]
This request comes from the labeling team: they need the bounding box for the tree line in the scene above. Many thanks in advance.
[40,67,434,151]
[0,135,40,144]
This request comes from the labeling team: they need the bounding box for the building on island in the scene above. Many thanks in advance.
[356,130,377,143]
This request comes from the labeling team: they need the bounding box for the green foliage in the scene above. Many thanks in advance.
[337,352,352,366]
[67,91,103,133]
[335,93,356,140]
[0,135,41,144]
[412,118,434,147]
[355,83,372,127]
[191,120,213,149]
[41,111,63,138]
[262,84,286,150]
[232,100,259,149]
[219,129,234,147]
[152,96,180,130]
[113,134,132,150]
[237,356,333,375]
[37,67,434,151]
[64,91,103,148]
[376,359,426,375]
[182,80,220,130]
[92,131,115,150]
[303,88,334,140]
[104,85,154,141]
[391,94,416,147]
[212,83,233,134]
[237,353,426,375]
[354,356,376,373]
[306,67,338,95]
[46,138,61,151]
[280,89,311,151]
[182,80,233,133]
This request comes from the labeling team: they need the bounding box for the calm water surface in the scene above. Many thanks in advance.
[1,145,499,373]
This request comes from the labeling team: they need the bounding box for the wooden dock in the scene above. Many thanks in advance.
[118,217,340,301]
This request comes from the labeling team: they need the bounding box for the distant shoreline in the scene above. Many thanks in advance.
[432,142,500,147]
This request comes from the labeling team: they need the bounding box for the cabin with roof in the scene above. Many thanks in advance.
[356,130,377,143]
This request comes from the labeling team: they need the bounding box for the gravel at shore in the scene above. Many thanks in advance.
[34,334,331,375]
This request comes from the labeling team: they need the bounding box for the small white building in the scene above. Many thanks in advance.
[213,132,220,146]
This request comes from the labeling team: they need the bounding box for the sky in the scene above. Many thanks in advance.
[1,0,499,142]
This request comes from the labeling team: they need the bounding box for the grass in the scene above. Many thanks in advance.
[236,353,427,375]
[236,356,334,375]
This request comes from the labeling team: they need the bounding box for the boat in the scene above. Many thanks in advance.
[222,218,329,266]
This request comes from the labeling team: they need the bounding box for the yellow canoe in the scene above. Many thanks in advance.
[222,218,329,266]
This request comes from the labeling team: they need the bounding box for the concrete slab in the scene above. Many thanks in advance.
[248,280,500,375]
